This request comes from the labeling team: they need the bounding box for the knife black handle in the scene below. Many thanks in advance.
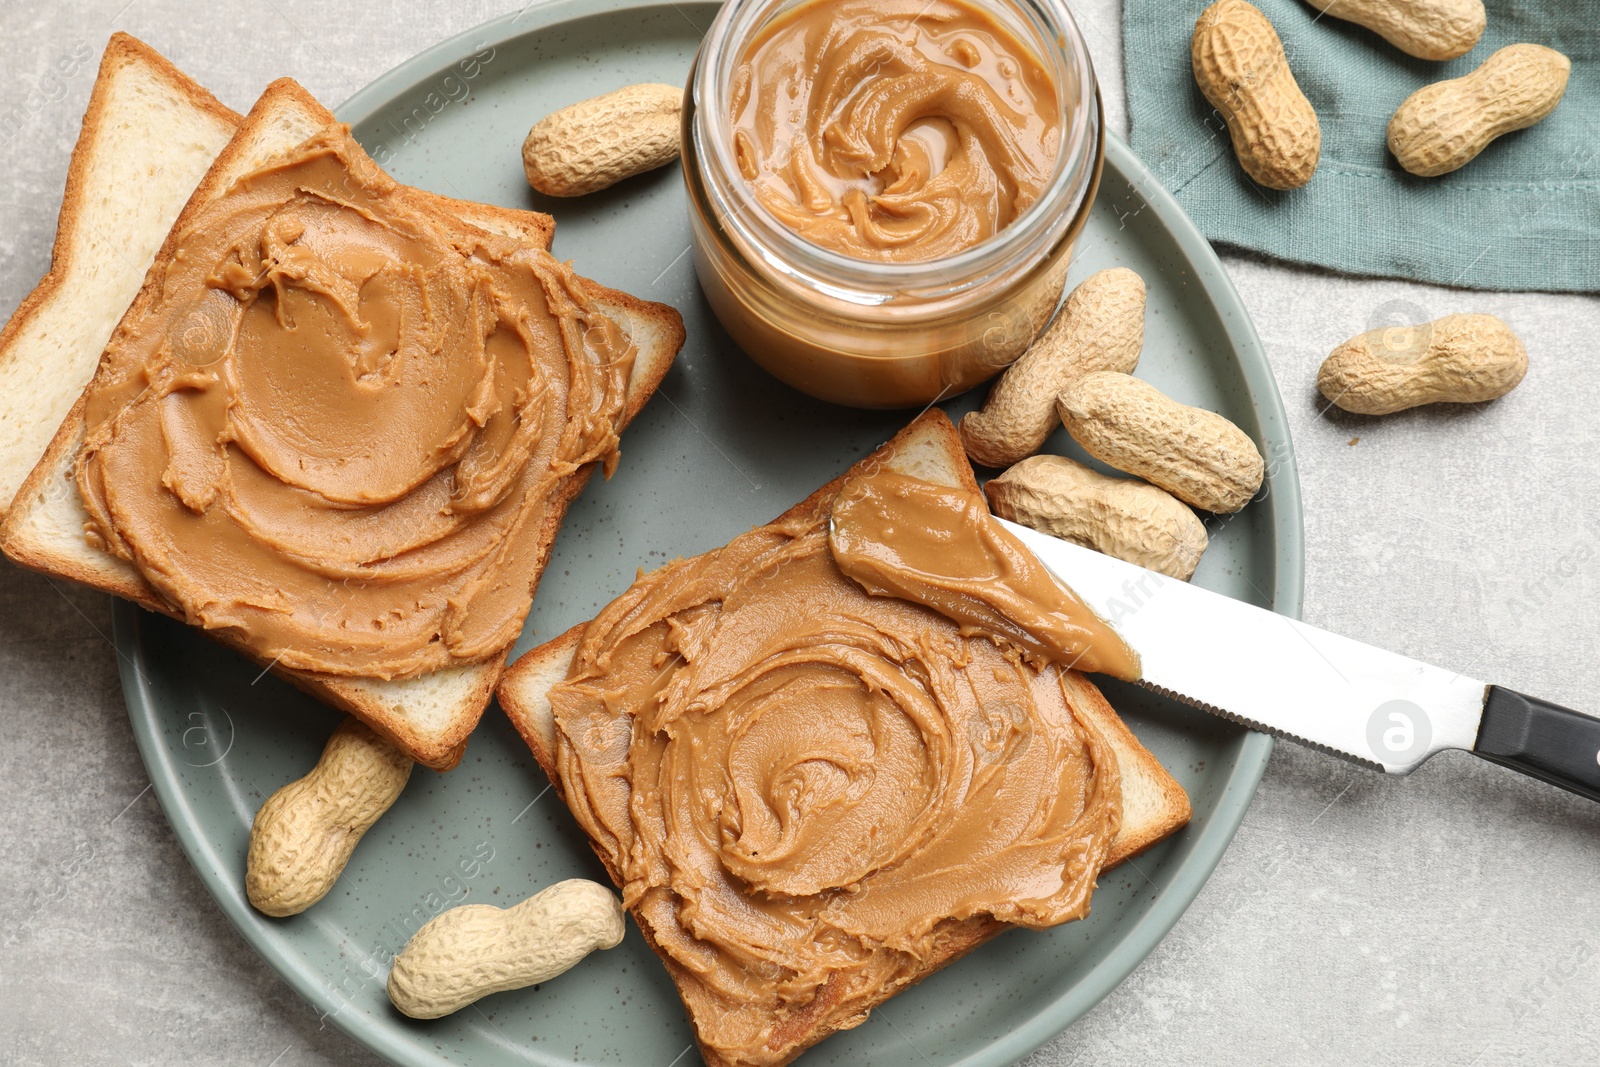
[1473,686,1600,803]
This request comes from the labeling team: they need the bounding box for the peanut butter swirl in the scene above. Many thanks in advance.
[730,0,1061,262]
[76,128,635,679]
[549,475,1120,1064]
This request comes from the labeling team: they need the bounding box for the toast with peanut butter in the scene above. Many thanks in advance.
[0,37,684,770]
[496,409,1190,1067]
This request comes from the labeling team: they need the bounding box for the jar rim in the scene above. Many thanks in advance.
[689,0,1103,307]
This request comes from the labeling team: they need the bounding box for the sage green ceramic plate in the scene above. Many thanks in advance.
[113,2,1302,1064]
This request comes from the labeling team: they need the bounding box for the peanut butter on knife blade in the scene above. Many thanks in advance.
[829,468,1140,680]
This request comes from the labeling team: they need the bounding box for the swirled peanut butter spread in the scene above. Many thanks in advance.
[548,472,1121,1064]
[730,0,1060,262]
[830,469,1139,679]
[75,127,635,679]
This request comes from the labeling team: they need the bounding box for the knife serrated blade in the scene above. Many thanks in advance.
[998,518,1487,774]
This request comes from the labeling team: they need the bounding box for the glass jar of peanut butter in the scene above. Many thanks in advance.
[684,0,1103,409]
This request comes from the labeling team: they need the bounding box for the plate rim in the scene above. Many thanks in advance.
[116,3,1303,1065]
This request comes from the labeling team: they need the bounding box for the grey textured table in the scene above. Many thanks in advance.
[2,2,1597,1065]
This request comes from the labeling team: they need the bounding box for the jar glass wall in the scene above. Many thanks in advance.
[682,0,1104,409]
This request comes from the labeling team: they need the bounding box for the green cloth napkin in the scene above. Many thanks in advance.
[1122,0,1599,292]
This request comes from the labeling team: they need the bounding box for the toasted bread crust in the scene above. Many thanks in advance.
[1062,670,1193,864]
[498,623,585,777]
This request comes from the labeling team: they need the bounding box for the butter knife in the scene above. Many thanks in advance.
[999,518,1600,802]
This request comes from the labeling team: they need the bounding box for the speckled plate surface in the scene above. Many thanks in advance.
[112,2,1302,1064]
